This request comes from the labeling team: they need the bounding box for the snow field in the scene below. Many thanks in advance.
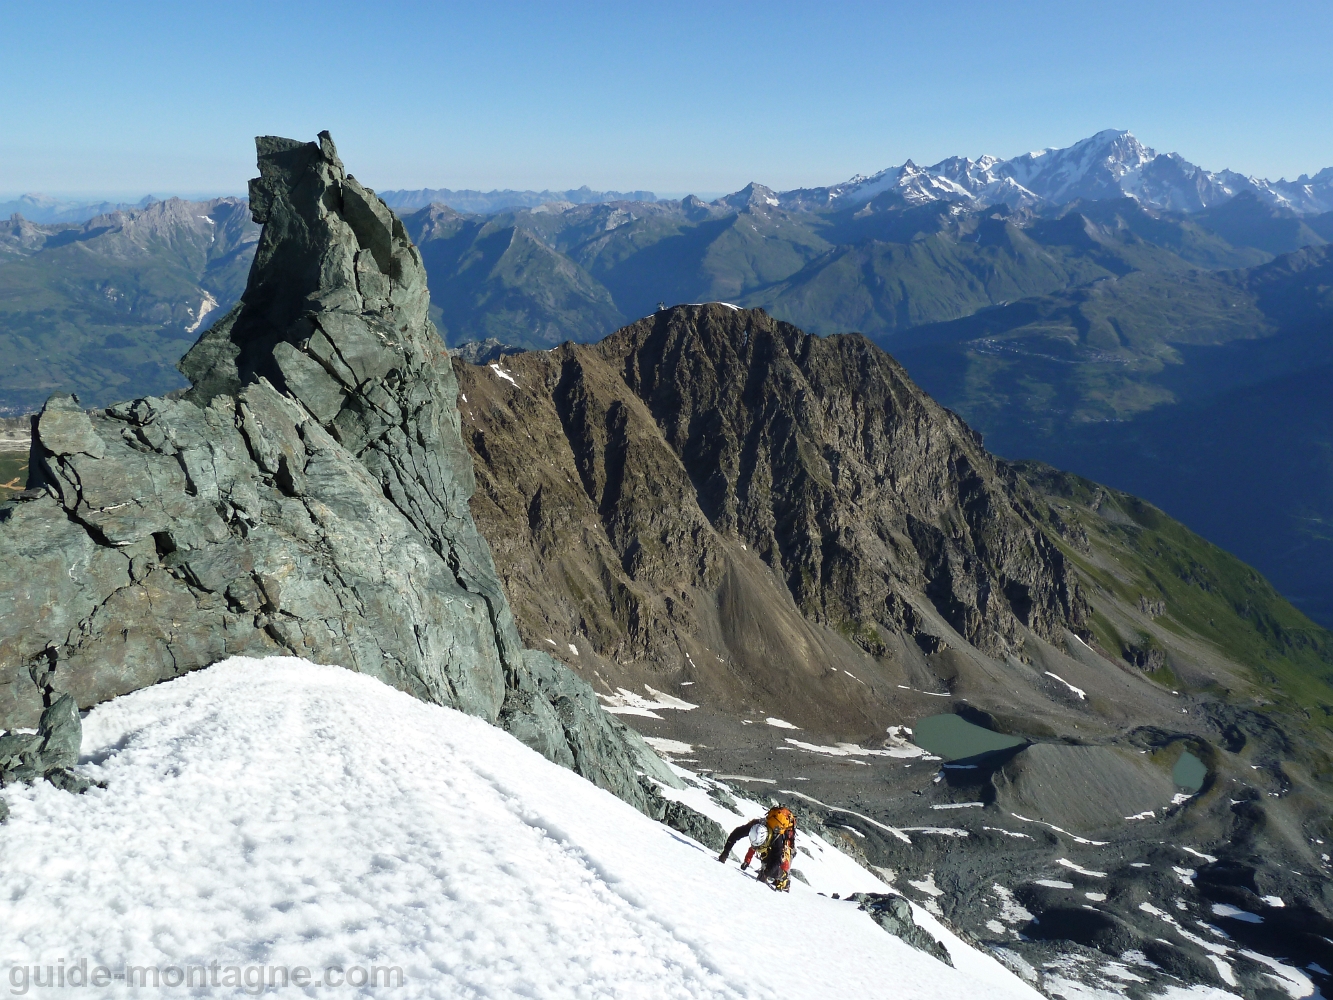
[0,657,1044,999]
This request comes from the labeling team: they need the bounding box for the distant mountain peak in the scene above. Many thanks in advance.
[769,130,1333,216]
[715,182,781,210]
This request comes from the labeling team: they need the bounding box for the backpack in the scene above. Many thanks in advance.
[765,806,794,835]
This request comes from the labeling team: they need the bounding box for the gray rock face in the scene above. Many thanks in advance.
[640,781,726,852]
[0,132,676,810]
[0,693,90,803]
[850,892,952,966]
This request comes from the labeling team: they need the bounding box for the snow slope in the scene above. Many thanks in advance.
[0,656,1044,999]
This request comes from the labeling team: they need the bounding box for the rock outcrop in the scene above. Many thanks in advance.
[850,893,952,966]
[0,132,676,809]
[0,692,89,804]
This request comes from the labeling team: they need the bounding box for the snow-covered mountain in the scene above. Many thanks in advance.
[777,129,1333,215]
[0,657,1043,999]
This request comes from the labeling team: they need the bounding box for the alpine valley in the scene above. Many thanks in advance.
[2,131,1332,1000]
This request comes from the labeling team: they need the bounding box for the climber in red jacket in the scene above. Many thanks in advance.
[718,805,796,892]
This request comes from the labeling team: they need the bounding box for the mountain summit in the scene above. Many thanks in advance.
[781,129,1333,215]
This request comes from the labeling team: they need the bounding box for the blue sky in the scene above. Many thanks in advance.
[5,0,1333,198]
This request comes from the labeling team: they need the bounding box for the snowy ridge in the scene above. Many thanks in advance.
[777,129,1333,215]
[0,657,1043,999]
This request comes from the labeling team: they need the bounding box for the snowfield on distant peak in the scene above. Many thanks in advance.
[0,657,1044,999]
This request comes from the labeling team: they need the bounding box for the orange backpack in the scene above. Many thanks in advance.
[765,806,794,835]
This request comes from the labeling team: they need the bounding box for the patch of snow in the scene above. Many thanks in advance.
[780,789,912,844]
[1124,810,1155,821]
[982,827,1034,841]
[765,717,800,729]
[1171,792,1194,805]
[1009,813,1109,846]
[828,823,866,839]
[1172,866,1196,885]
[567,642,579,655]
[459,392,467,402]
[1206,955,1238,987]
[991,884,1034,925]
[1044,671,1087,699]
[1036,879,1075,889]
[1058,858,1107,878]
[1085,892,1107,902]
[932,802,985,810]
[598,685,699,719]
[1101,963,1146,983]
[642,737,694,756]
[1153,987,1242,1000]
[1140,902,1232,957]
[785,737,925,760]
[488,363,518,384]
[1240,950,1314,998]
[901,828,971,838]
[184,290,219,334]
[1260,895,1285,907]
[713,774,775,783]
[908,872,943,897]
[1210,903,1263,924]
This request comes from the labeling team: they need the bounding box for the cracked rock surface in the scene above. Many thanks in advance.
[0,131,676,810]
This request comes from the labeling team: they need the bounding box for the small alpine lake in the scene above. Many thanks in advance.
[912,713,1026,761]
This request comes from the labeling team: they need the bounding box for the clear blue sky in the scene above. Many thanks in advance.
[6,0,1333,198]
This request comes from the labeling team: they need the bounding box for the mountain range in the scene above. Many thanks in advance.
[1,128,1331,633]
[780,129,1333,215]
[378,184,659,215]
[1,193,168,225]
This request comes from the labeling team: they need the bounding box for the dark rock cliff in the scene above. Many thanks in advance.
[454,305,1091,731]
[0,132,677,808]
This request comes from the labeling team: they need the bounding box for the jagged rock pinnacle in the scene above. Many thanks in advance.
[0,132,678,812]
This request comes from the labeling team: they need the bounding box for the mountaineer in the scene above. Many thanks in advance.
[718,805,797,891]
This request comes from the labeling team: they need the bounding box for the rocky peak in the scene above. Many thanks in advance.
[1,131,677,813]
[604,305,1088,653]
[679,194,716,221]
[454,303,1090,731]
[716,182,781,212]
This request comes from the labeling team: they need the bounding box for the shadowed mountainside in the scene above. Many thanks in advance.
[454,305,1333,755]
